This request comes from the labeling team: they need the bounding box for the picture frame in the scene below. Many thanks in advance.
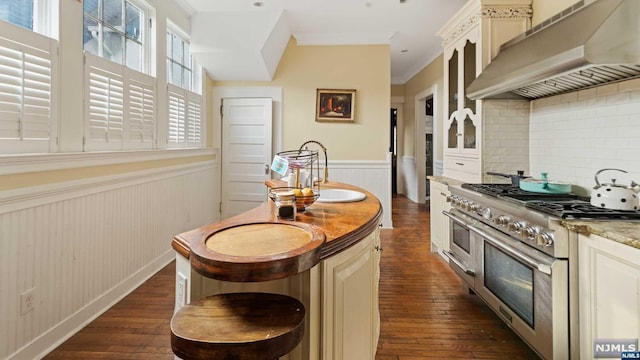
[315,89,356,122]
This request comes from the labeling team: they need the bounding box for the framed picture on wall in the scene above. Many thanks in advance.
[315,89,356,122]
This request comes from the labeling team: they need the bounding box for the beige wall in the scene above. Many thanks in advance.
[212,38,390,161]
[400,54,444,160]
[391,85,404,98]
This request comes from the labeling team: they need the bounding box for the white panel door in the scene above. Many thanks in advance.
[221,98,272,219]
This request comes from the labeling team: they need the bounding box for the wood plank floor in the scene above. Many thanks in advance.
[375,195,539,360]
[45,194,539,359]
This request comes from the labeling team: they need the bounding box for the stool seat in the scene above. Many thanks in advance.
[171,292,305,360]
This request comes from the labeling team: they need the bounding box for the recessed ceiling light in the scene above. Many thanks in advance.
[253,1,263,7]
[400,0,407,3]
[401,49,408,53]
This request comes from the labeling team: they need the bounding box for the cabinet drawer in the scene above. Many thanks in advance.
[445,156,479,175]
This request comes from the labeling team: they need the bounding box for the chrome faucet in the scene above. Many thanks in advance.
[299,140,328,183]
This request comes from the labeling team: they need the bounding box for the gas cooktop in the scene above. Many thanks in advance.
[461,183,640,220]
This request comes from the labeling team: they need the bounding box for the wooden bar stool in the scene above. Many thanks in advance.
[171,292,305,360]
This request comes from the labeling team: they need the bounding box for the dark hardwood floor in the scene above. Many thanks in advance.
[45,194,539,359]
[375,195,539,360]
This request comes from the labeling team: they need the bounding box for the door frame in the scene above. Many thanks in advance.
[414,85,438,204]
[213,86,283,216]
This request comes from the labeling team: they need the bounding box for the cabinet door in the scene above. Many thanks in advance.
[429,181,451,256]
[445,37,479,155]
[322,232,378,360]
[579,234,640,359]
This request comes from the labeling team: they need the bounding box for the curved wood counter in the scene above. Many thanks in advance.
[171,181,383,360]
[171,181,382,261]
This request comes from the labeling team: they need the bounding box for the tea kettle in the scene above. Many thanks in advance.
[590,168,640,211]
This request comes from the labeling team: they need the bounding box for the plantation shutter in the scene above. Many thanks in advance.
[85,54,124,151]
[127,72,155,149]
[167,83,202,148]
[167,84,186,145]
[0,23,57,154]
[84,53,156,151]
[186,91,201,146]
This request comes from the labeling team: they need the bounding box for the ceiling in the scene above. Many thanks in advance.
[174,0,468,84]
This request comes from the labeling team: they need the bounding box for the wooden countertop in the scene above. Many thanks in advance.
[171,181,382,263]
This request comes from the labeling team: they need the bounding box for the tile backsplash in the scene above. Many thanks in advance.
[530,78,640,195]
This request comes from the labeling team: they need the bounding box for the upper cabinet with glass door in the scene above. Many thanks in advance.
[438,0,532,182]
[445,29,480,156]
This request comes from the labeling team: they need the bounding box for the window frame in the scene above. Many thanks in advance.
[165,22,203,149]
[82,0,152,75]
[166,24,193,92]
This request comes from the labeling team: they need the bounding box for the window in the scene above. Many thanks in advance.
[0,0,33,31]
[0,17,58,154]
[0,0,56,38]
[166,26,202,148]
[83,0,146,73]
[167,31,191,91]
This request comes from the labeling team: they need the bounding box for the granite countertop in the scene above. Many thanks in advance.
[427,175,465,187]
[561,220,640,250]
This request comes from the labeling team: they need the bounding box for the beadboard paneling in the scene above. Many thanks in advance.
[1,161,218,360]
[329,155,392,228]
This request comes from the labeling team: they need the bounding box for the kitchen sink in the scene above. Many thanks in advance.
[317,189,366,203]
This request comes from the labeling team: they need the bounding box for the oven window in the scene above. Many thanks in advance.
[452,222,470,254]
[484,243,534,328]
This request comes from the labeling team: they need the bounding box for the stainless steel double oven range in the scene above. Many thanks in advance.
[442,183,640,360]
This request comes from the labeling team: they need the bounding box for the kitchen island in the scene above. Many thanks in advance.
[171,181,382,360]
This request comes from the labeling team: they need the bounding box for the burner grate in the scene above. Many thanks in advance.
[526,200,640,220]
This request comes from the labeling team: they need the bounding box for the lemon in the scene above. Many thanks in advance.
[292,188,303,197]
[301,188,314,196]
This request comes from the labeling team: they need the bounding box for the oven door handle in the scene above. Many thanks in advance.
[442,250,475,276]
[468,226,553,276]
[442,210,470,228]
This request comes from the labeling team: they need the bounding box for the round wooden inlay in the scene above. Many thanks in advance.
[190,221,326,282]
[206,223,312,257]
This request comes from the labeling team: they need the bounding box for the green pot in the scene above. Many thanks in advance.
[519,172,572,194]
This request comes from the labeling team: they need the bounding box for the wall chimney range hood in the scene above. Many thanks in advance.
[466,0,640,100]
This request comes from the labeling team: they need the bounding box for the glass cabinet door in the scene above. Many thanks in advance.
[448,119,458,149]
[463,40,476,114]
[463,116,476,149]
[448,49,458,120]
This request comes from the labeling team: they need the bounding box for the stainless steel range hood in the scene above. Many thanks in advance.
[467,0,640,100]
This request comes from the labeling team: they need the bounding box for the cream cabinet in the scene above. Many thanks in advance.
[429,180,451,258]
[174,225,382,360]
[579,234,640,359]
[321,227,381,360]
[438,0,532,183]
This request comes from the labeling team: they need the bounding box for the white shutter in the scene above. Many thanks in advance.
[85,54,124,151]
[84,53,157,151]
[168,83,202,148]
[186,91,202,146]
[0,22,57,154]
[167,83,186,146]
[127,71,155,149]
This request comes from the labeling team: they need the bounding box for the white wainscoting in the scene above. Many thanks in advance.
[400,156,418,203]
[1,160,219,360]
[328,154,392,228]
